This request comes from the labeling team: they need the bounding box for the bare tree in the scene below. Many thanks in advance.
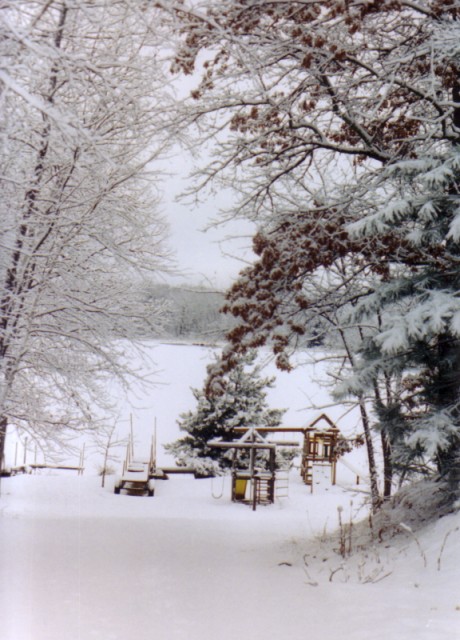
[0,1,174,468]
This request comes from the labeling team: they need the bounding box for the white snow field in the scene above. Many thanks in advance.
[1,343,459,640]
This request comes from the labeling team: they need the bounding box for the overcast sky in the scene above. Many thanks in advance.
[155,63,259,290]
[161,157,256,290]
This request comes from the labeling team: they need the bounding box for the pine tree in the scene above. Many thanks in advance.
[346,145,460,489]
[165,351,285,476]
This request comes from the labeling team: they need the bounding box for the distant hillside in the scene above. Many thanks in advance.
[141,283,236,342]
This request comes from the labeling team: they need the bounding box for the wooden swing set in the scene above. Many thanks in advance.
[231,413,341,497]
[209,427,278,511]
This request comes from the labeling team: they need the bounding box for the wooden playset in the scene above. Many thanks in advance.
[114,432,156,496]
[232,413,341,497]
[300,414,339,490]
[209,427,278,511]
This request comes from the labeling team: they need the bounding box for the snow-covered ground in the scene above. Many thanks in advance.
[1,472,459,640]
[1,344,459,639]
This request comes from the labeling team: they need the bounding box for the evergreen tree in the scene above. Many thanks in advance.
[165,351,285,476]
[346,146,460,489]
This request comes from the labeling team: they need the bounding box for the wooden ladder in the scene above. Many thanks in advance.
[255,476,273,504]
[275,470,289,499]
[302,460,314,489]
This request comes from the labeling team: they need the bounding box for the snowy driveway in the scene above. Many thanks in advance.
[1,474,458,640]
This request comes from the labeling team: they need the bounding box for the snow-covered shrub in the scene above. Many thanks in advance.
[165,351,285,475]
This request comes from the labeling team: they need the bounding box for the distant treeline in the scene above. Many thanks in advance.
[141,283,236,342]
[135,283,326,347]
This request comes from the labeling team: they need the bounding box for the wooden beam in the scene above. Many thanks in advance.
[29,464,84,472]
[209,441,276,450]
[157,466,196,474]
[234,418,339,435]
[234,427,308,434]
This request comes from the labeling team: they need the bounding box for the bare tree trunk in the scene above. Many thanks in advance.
[0,415,7,474]
[338,328,381,511]
[452,79,460,135]
[356,397,382,512]
[380,429,393,500]
[371,379,393,500]
[100,423,117,488]
[0,6,68,469]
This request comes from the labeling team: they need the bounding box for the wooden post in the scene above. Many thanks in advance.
[269,449,276,502]
[151,420,157,473]
[130,414,134,460]
[249,429,255,505]
[79,443,85,476]
[123,440,130,475]
[331,458,337,485]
